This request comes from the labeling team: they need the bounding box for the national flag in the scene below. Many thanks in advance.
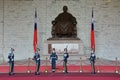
[91,8,95,52]
[33,9,38,53]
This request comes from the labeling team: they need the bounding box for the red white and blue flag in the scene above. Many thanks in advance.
[33,9,38,53]
[91,8,95,52]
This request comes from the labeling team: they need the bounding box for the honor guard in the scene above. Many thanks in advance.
[8,48,14,76]
[50,48,58,72]
[63,48,69,73]
[89,50,96,74]
[33,48,40,75]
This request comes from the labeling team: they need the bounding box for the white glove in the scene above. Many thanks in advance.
[12,59,14,61]
[50,60,51,63]
[37,58,40,60]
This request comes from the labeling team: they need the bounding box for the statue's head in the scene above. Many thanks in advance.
[63,6,68,12]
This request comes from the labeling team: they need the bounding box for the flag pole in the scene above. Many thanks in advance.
[2,0,5,63]
[91,7,95,52]
[33,8,38,53]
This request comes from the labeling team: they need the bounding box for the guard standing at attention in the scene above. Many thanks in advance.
[63,48,69,73]
[50,48,58,72]
[33,48,40,75]
[89,50,96,74]
[8,48,15,76]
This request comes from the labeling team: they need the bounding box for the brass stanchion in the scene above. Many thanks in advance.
[27,58,31,73]
[2,54,5,63]
[115,57,119,73]
[97,57,100,73]
[45,57,48,73]
[79,57,82,72]
[63,61,65,73]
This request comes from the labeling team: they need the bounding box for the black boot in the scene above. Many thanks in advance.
[9,72,14,76]
[35,72,40,75]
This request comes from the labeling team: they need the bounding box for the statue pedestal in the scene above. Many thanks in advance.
[43,38,87,60]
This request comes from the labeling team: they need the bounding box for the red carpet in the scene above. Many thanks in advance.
[0,56,119,79]
[0,73,119,80]
[0,66,120,80]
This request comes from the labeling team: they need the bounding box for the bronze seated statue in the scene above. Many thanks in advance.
[51,6,77,38]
